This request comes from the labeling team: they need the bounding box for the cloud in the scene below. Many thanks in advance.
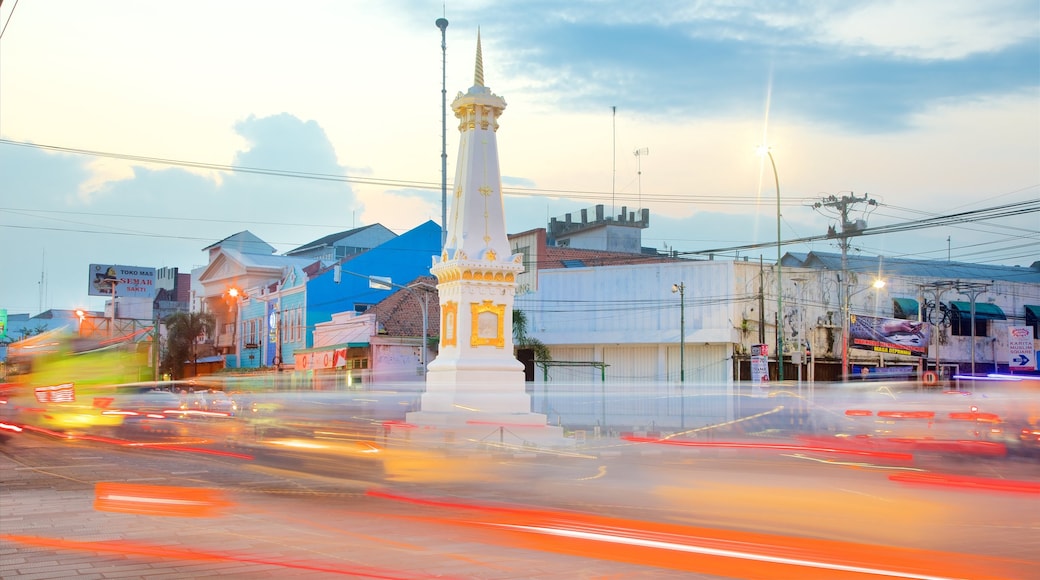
[472,1,1038,132]
[0,113,361,312]
[820,1,1038,60]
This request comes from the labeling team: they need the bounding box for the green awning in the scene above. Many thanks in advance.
[949,301,1007,321]
[892,298,919,319]
[1025,305,1040,324]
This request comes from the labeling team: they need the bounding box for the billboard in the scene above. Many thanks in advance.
[849,314,930,357]
[88,264,157,298]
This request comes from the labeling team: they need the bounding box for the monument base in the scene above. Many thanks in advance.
[418,363,532,414]
[409,358,570,448]
[398,411,570,449]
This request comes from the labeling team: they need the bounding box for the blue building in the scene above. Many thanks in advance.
[206,221,442,381]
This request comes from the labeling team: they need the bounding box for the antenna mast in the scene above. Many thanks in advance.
[611,106,616,215]
[634,147,649,210]
[436,15,449,247]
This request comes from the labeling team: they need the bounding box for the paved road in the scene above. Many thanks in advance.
[0,430,713,579]
[3,427,1038,579]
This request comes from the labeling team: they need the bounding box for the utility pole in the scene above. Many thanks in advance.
[758,256,765,344]
[814,192,877,381]
[672,282,686,430]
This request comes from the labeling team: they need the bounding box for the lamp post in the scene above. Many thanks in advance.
[226,286,243,367]
[918,281,955,379]
[436,17,449,247]
[672,282,685,430]
[759,147,783,381]
[334,266,435,377]
[955,282,990,376]
[406,281,435,376]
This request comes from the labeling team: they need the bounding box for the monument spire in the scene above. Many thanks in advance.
[474,28,484,87]
[407,32,558,442]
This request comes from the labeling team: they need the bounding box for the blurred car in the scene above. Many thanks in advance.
[107,389,191,438]
[184,389,236,416]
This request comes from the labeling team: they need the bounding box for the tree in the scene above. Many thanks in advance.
[161,311,215,379]
[512,309,551,362]
[16,324,48,341]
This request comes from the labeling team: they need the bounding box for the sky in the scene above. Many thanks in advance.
[1,0,1038,316]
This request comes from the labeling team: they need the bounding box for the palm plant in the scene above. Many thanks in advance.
[162,311,216,379]
[512,309,551,362]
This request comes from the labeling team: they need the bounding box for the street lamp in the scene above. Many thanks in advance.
[841,277,885,381]
[225,286,244,367]
[955,282,990,376]
[436,16,449,246]
[758,146,783,381]
[334,265,435,377]
[672,282,685,430]
[406,281,436,376]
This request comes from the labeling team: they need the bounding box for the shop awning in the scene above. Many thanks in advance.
[949,301,1007,321]
[892,297,919,319]
[1025,305,1040,325]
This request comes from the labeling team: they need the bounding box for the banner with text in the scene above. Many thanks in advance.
[88,264,157,298]
[1008,326,1036,371]
[849,314,930,357]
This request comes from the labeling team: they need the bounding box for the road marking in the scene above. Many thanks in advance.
[491,523,959,580]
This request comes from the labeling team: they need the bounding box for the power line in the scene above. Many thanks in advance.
[682,198,1040,257]
[0,137,814,206]
[0,0,19,41]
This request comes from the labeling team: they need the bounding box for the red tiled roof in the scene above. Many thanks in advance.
[540,245,680,269]
[367,276,440,338]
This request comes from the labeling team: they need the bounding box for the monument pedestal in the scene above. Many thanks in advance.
[405,364,569,449]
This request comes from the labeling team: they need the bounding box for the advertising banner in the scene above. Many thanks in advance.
[266,301,277,367]
[88,264,157,298]
[750,343,769,384]
[0,308,6,339]
[1008,326,1036,371]
[849,314,930,357]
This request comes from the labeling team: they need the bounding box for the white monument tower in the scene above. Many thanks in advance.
[407,33,556,437]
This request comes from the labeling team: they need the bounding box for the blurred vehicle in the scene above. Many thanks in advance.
[184,389,236,416]
[1,328,150,435]
[107,390,192,438]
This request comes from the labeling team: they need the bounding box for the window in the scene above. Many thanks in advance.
[949,301,1006,337]
[1026,305,1040,339]
[892,298,919,320]
[515,245,531,271]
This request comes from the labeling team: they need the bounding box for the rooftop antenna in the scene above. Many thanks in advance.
[611,106,616,215]
[38,249,45,314]
[634,147,649,210]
